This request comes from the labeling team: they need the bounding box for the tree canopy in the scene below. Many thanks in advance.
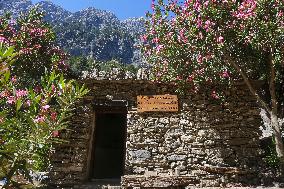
[142,0,284,167]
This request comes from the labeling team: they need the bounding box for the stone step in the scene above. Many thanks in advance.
[102,186,121,189]
[74,179,121,189]
[74,183,121,189]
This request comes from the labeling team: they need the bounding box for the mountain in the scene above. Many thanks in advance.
[0,0,145,65]
[0,0,32,17]
[54,7,138,64]
[122,17,146,36]
[36,1,71,24]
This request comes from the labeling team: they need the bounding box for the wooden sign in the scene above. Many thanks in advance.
[137,95,178,113]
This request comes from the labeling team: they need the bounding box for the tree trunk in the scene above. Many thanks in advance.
[225,52,284,169]
[271,112,284,161]
[268,50,284,173]
[224,51,284,171]
[271,110,284,177]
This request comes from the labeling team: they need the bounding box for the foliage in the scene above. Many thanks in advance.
[264,137,281,168]
[142,0,284,97]
[0,8,67,86]
[68,56,93,77]
[69,57,139,78]
[0,43,88,188]
[99,59,138,74]
[0,9,89,188]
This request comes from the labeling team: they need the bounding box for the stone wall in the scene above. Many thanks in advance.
[49,80,172,186]
[49,101,93,186]
[125,86,262,187]
[49,79,263,187]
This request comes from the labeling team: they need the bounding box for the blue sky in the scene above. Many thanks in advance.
[31,0,152,20]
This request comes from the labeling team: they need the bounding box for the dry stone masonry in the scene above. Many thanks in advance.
[49,79,263,188]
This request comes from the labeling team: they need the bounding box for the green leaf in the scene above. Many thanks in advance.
[4,71,11,83]
[3,46,15,58]
[16,99,22,111]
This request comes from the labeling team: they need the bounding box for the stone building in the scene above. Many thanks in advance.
[49,79,263,188]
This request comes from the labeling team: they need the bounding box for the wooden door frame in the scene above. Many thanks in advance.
[85,112,96,180]
[85,106,128,180]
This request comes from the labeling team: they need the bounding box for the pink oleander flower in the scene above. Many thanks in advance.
[16,89,28,98]
[11,76,17,83]
[197,54,203,63]
[151,0,155,10]
[34,116,45,124]
[26,100,31,107]
[7,96,15,104]
[42,105,50,111]
[176,75,183,80]
[222,70,230,78]
[50,111,57,121]
[206,53,212,60]
[52,130,59,137]
[146,50,152,56]
[179,29,185,39]
[204,1,209,7]
[34,86,42,93]
[204,20,211,28]
[140,35,147,42]
[0,36,7,43]
[166,32,174,39]
[217,36,224,44]
[0,90,10,98]
[30,28,48,37]
[156,44,164,53]
[152,37,159,43]
[19,48,32,55]
[198,32,203,39]
[193,0,201,12]
[232,0,257,20]
[34,44,42,49]
[197,18,202,28]
[184,0,192,7]
[187,75,194,82]
[51,84,56,93]
[211,90,220,99]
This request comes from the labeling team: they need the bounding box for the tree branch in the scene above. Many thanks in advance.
[224,53,271,113]
[268,49,278,116]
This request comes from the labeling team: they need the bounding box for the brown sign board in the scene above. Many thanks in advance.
[137,95,178,113]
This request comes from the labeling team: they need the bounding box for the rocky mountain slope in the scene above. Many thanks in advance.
[0,0,145,65]
[0,0,32,16]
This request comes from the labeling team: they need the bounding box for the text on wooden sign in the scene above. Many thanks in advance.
[137,95,178,112]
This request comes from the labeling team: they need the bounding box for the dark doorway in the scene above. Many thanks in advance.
[91,110,127,179]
